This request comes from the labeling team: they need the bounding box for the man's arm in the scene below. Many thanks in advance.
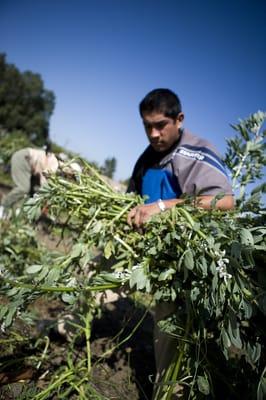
[127,195,234,227]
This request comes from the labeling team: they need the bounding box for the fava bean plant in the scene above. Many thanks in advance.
[0,111,265,399]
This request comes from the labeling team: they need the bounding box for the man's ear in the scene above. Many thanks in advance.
[177,112,184,122]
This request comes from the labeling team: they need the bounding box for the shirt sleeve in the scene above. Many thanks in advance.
[173,148,233,197]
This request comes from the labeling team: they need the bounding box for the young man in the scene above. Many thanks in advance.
[127,88,234,226]
[126,88,234,393]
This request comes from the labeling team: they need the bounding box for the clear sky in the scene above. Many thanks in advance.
[0,0,265,181]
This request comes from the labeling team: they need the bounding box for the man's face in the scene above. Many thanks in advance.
[142,112,184,152]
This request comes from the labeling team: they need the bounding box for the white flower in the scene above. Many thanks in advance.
[1,322,5,333]
[199,242,208,250]
[114,271,122,279]
[217,259,225,268]
[114,270,131,280]
[216,263,232,283]
[215,251,232,283]
[217,258,229,268]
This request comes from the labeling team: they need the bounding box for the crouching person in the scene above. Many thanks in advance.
[1,144,58,211]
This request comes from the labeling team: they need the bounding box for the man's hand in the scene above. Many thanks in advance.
[127,203,161,227]
[126,195,234,228]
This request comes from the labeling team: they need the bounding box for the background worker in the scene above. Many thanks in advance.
[1,142,58,210]
[126,88,234,393]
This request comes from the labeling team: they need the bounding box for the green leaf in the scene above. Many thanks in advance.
[129,265,148,290]
[240,299,253,319]
[70,243,84,259]
[183,249,194,270]
[6,287,20,296]
[246,342,261,365]
[92,221,102,234]
[61,293,76,305]
[240,228,254,246]
[46,267,61,284]
[231,242,242,261]
[251,182,266,195]
[197,375,210,395]
[257,375,266,400]
[212,273,218,293]
[210,192,226,208]
[36,265,50,281]
[239,126,250,141]
[242,248,255,267]
[210,261,217,275]
[25,264,43,274]
[5,304,18,327]
[148,246,157,255]
[197,256,208,276]
[0,304,8,320]
[228,315,242,349]
[104,240,114,259]
[190,286,200,301]
[221,327,231,349]
[158,268,176,281]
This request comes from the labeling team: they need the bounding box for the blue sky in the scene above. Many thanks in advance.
[0,0,265,181]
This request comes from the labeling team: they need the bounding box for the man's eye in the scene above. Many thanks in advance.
[156,122,168,130]
[144,121,168,130]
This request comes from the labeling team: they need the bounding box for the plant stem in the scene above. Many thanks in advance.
[84,309,92,375]
[1,277,121,293]
[167,299,191,399]
[33,370,73,400]
[114,234,138,258]
[154,297,191,400]
[231,151,248,192]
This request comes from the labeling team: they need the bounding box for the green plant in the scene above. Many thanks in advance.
[0,111,265,399]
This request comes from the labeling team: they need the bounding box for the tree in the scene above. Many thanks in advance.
[101,157,117,179]
[0,53,55,144]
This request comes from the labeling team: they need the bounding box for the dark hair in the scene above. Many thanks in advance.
[44,140,52,154]
[139,88,182,119]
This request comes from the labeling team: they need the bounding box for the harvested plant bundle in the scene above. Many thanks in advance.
[1,111,265,399]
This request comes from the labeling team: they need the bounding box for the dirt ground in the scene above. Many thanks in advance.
[0,185,156,400]
[0,298,156,399]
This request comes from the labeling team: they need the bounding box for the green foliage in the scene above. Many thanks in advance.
[224,110,266,207]
[0,111,265,399]
[0,130,34,185]
[0,217,62,329]
[0,130,31,164]
[100,157,117,178]
[0,53,55,144]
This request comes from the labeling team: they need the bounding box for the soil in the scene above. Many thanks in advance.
[0,184,156,400]
[0,296,156,400]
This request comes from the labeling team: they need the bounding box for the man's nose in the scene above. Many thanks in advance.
[149,127,160,137]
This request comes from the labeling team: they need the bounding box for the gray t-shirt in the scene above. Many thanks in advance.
[128,129,232,203]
